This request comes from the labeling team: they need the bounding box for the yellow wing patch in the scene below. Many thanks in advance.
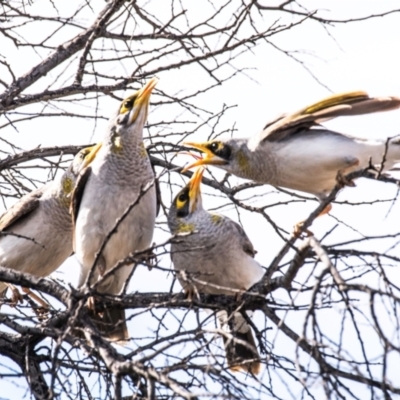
[304,91,368,115]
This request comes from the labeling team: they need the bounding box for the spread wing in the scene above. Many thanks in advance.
[70,166,92,225]
[228,219,256,258]
[0,186,47,231]
[249,91,400,149]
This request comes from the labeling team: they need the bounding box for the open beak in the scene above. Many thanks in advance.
[188,168,204,213]
[130,77,158,124]
[81,142,102,170]
[181,142,226,172]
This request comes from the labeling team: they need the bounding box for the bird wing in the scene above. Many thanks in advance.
[250,91,400,147]
[0,186,46,231]
[228,219,256,258]
[150,162,161,217]
[70,166,92,225]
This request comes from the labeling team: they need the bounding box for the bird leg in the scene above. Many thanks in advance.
[184,287,195,302]
[336,158,360,187]
[21,287,49,309]
[21,288,49,320]
[5,284,23,306]
[293,203,333,237]
[87,296,96,311]
[234,287,247,302]
[140,247,157,271]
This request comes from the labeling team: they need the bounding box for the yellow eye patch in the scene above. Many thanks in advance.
[79,149,90,159]
[176,190,189,209]
[119,94,138,115]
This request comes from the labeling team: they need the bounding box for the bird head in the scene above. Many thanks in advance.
[108,77,158,148]
[62,144,102,196]
[169,168,205,227]
[181,140,233,172]
[71,143,103,174]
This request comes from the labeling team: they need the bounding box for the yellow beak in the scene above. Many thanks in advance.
[130,77,158,124]
[188,168,204,213]
[181,141,226,172]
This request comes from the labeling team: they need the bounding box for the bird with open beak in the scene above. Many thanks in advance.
[168,168,265,374]
[182,91,400,217]
[72,78,158,342]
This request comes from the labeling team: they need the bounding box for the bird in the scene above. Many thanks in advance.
[168,167,265,374]
[0,144,101,307]
[71,77,158,342]
[182,91,400,214]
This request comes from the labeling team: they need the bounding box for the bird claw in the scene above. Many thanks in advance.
[6,284,23,306]
[336,170,356,187]
[142,248,157,271]
[293,221,314,238]
[336,158,359,187]
[87,296,104,318]
[21,288,50,320]
[184,288,195,302]
[293,203,332,237]
[234,289,246,302]
[87,296,96,311]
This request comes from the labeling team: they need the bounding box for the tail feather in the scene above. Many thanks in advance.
[88,306,129,343]
[217,311,261,374]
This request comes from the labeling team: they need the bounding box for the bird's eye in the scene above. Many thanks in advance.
[119,94,137,114]
[178,193,187,202]
[210,142,218,151]
[176,190,189,210]
[124,99,134,109]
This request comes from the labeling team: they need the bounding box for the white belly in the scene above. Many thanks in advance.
[74,176,156,293]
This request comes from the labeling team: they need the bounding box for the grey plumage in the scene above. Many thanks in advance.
[168,168,264,374]
[0,146,96,298]
[184,91,400,200]
[72,78,158,342]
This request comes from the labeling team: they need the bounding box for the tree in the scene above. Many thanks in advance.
[1,1,400,399]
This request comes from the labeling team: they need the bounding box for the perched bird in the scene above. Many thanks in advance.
[72,78,158,342]
[183,91,400,206]
[168,168,265,374]
[0,145,100,305]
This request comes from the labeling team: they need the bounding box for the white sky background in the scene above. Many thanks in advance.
[1,1,400,398]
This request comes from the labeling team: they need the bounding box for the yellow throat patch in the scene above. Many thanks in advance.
[176,221,195,234]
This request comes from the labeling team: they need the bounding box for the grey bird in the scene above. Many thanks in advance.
[168,168,264,374]
[183,91,400,211]
[72,78,158,342]
[0,145,99,305]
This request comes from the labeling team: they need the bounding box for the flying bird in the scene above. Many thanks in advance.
[183,91,400,212]
[168,168,264,374]
[72,78,158,342]
[0,145,99,306]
